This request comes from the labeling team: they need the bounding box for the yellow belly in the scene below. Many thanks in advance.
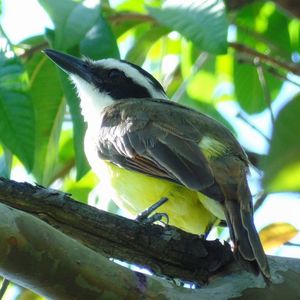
[96,160,217,235]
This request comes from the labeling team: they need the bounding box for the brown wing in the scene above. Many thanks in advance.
[97,98,224,193]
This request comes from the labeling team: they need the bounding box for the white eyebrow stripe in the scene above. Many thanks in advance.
[93,58,168,99]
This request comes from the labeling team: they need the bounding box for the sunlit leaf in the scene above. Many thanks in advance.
[64,171,98,204]
[216,54,233,82]
[289,19,300,51]
[49,129,75,184]
[147,0,228,54]
[111,16,151,38]
[126,25,169,65]
[59,73,90,180]
[39,0,99,50]
[0,53,34,171]
[26,51,65,185]
[115,0,146,13]
[233,60,281,114]
[263,8,292,58]
[80,16,120,60]
[262,95,300,191]
[187,71,217,103]
[259,222,298,251]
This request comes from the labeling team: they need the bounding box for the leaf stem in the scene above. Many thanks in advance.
[172,52,209,102]
[255,58,275,126]
[236,112,271,143]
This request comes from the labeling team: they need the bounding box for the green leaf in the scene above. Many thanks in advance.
[0,146,12,178]
[233,60,281,114]
[178,95,234,132]
[80,16,120,59]
[49,129,75,183]
[263,8,292,59]
[64,171,98,204]
[147,0,228,54]
[111,18,146,38]
[126,25,169,65]
[187,70,217,103]
[59,73,90,180]
[39,0,100,50]
[262,95,300,192]
[115,0,146,13]
[26,52,65,185]
[0,53,34,170]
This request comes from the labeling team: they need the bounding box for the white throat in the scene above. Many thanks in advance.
[70,74,114,128]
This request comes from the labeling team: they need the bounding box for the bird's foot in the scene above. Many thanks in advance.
[136,197,169,225]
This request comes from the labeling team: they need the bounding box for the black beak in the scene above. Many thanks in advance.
[43,49,92,82]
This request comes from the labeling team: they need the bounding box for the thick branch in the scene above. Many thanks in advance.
[1,179,300,299]
[1,204,300,299]
[0,202,189,299]
[0,177,233,283]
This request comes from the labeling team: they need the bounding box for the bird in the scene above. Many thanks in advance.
[44,48,270,281]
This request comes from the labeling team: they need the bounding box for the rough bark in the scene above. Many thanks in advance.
[0,177,233,283]
[0,178,300,299]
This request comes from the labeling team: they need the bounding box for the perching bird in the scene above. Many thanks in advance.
[44,49,270,281]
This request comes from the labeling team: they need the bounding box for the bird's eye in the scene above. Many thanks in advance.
[108,69,124,79]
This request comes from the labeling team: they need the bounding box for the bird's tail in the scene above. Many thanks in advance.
[223,179,271,282]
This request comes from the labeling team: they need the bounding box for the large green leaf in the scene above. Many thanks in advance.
[262,95,300,192]
[80,16,120,60]
[111,17,151,38]
[147,0,228,54]
[125,25,169,65]
[233,59,281,114]
[26,52,65,185]
[40,2,119,180]
[0,53,34,170]
[39,0,100,50]
[263,8,292,59]
[59,73,90,180]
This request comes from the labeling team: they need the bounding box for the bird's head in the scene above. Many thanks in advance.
[44,49,167,125]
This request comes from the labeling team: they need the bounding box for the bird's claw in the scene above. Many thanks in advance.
[136,197,169,225]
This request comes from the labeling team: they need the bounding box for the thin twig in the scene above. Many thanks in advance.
[108,13,155,24]
[285,242,300,247]
[254,193,268,212]
[19,41,49,60]
[0,25,14,53]
[236,24,291,58]
[236,112,271,143]
[230,42,300,76]
[0,279,10,300]
[255,58,275,126]
[265,66,300,87]
[172,52,209,102]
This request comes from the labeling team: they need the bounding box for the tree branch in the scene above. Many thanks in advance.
[230,42,300,76]
[1,178,300,299]
[0,177,233,283]
[0,202,189,299]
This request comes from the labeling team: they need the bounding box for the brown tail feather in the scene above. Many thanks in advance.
[223,184,271,282]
